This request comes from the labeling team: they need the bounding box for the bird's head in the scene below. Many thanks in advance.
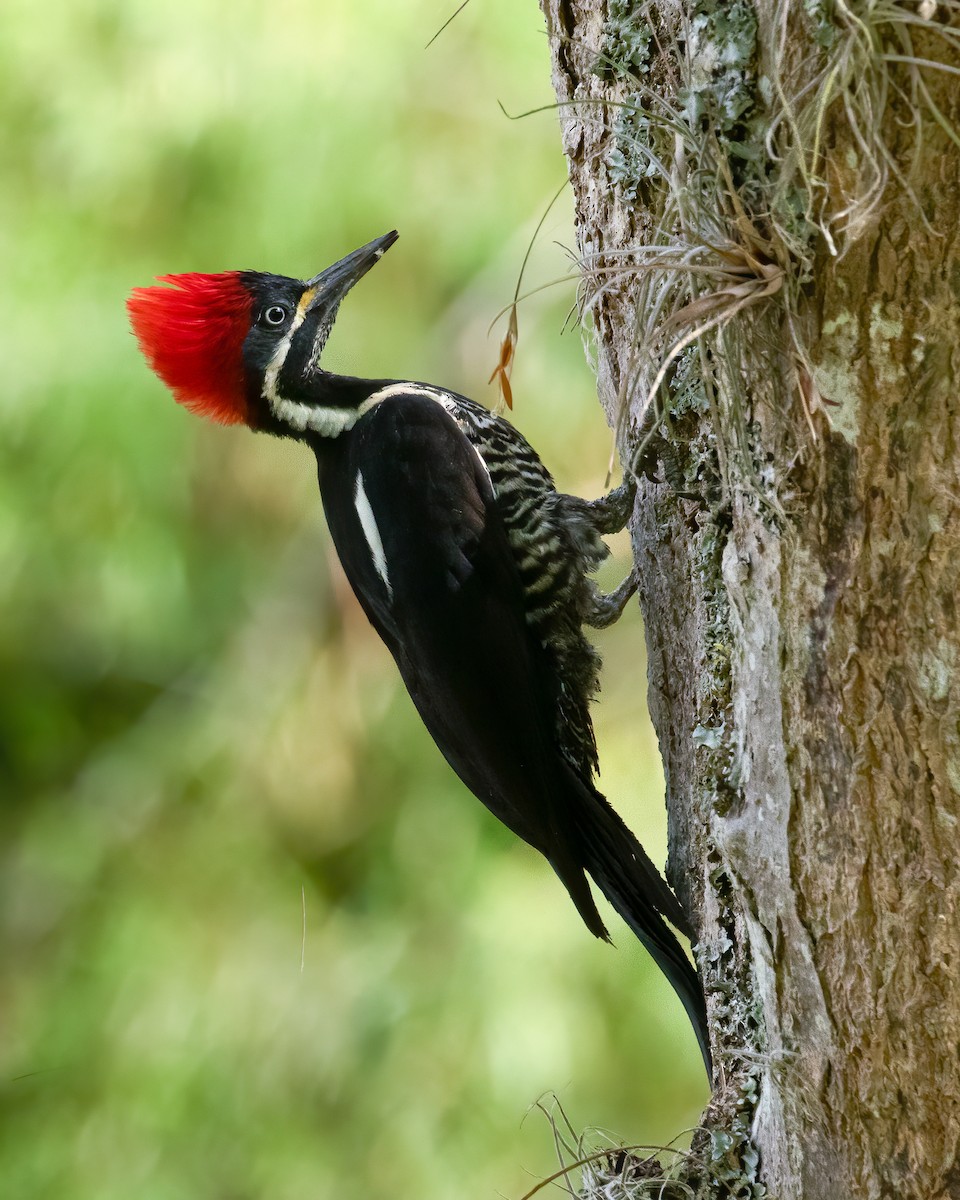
[127,230,399,436]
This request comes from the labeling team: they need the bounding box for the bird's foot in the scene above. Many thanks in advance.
[585,568,638,629]
[585,476,636,535]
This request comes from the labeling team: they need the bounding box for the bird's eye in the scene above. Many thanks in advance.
[260,305,288,327]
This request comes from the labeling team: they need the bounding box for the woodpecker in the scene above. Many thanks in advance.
[128,231,711,1074]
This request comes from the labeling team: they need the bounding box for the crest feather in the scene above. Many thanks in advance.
[127,272,255,425]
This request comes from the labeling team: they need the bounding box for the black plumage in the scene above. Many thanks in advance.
[129,231,712,1075]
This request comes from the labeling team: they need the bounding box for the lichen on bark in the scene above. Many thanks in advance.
[539,1,960,1196]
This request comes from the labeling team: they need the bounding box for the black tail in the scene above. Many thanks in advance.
[565,770,712,1078]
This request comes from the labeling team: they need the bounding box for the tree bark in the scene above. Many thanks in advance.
[539,2,960,1196]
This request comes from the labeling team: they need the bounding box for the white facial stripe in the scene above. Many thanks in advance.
[354,472,393,599]
[262,291,314,408]
[263,288,363,437]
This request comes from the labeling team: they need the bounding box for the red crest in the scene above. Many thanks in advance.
[127,272,255,425]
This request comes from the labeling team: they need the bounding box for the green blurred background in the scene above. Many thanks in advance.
[0,1,707,1196]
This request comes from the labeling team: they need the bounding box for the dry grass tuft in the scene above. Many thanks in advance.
[523,1095,700,1200]
[565,0,960,462]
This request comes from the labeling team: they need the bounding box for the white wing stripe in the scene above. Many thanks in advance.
[353,472,393,599]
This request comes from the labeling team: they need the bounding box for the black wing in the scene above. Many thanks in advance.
[318,393,573,856]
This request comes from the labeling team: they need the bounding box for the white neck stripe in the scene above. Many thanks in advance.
[273,397,359,437]
[270,380,460,440]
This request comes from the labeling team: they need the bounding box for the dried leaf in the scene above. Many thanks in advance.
[489,303,518,409]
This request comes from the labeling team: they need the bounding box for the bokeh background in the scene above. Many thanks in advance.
[1,1,708,1197]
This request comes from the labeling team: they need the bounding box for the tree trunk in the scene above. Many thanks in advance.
[539,2,960,1196]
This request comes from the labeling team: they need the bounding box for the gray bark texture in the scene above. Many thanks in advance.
[539,2,960,1197]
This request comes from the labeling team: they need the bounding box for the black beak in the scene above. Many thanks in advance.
[304,230,398,313]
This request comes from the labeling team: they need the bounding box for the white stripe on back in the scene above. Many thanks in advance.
[360,382,458,413]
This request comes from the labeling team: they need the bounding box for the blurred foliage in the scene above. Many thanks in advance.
[0,1,708,1197]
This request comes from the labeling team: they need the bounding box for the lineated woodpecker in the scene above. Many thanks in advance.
[128,231,711,1073]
